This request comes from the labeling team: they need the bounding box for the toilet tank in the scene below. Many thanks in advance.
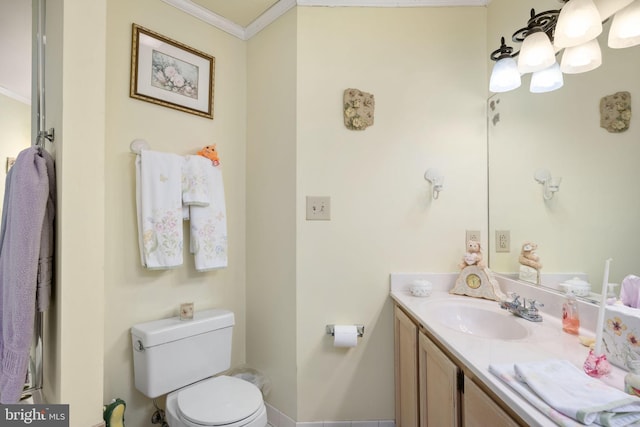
[131,309,234,398]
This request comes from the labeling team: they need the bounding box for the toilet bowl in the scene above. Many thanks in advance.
[165,376,267,427]
[131,309,267,427]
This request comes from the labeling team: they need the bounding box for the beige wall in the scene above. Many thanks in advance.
[294,7,487,421]
[247,8,299,419]
[0,94,30,217]
[103,1,247,426]
[41,2,487,426]
[39,0,107,424]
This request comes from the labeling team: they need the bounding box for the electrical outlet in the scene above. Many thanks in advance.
[306,196,331,220]
[465,230,481,243]
[496,230,510,253]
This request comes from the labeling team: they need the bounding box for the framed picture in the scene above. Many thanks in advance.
[130,24,215,119]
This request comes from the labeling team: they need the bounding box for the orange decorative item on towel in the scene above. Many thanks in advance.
[197,144,220,166]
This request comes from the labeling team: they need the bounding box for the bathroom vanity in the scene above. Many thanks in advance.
[391,273,629,427]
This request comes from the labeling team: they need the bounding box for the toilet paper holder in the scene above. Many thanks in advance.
[325,324,364,337]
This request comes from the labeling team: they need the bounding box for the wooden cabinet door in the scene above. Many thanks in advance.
[463,376,519,427]
[395,306,418,427]
[419,332,460,427]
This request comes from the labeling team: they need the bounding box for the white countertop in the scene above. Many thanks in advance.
[390,273,629,427]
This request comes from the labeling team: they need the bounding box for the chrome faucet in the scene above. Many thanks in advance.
[499,293,544,322]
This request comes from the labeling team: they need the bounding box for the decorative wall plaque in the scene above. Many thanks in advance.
[600,91,631,133]
[343,88,374,131]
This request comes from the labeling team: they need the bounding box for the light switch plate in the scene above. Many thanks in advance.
[306,196,331,220]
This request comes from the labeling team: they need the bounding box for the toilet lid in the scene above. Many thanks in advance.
[177,376,263,426]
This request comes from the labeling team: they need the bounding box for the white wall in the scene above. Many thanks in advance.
[103,1,247,426]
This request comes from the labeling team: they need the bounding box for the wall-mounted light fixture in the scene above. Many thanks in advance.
[489,0,638,94]
[424,168,444,200]
[534,168,563,200]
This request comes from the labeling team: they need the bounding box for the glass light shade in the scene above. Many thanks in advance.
[489,57,522,93]
[609,0,640,48]
[530,62,564,93]
[518,31,557,73]
[593,0,633,20]
[560,38,602,73]
[554,0,603,48]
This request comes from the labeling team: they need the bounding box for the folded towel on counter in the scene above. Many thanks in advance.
[491,360,640,426]
[489,364,584,427]
[189,164,227,271]
[136,150,184,269]
[620,275,640,309]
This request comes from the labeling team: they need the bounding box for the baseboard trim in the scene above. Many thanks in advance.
[265,402,395,427]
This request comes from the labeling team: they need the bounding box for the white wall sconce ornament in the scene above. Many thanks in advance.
[424,168,444,200]
[534,168,562,200]
[343,88,374,131]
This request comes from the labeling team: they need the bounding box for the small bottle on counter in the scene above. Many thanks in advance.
[562,291,580,335]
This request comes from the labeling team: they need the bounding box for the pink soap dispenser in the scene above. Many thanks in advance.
[562,291,580,335]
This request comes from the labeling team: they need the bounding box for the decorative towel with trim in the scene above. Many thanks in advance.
[136,150,184,269]
[182,155,212,207]
[189,164,227,271]
[182,155,211,221]
[491,360,640,426]
[0,147,55,403]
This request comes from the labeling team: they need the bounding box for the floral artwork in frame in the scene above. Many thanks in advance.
[130,24,215,119]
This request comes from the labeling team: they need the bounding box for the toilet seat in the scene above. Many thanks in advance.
[170,375,266,427]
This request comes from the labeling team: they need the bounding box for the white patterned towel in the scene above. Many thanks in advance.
[189,164,227,271]
[491,360,640,426]
[136,150,184,269]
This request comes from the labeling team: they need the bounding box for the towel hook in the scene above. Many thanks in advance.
[130,139,150,154]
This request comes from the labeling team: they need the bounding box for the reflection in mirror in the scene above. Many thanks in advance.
[0,0,32,216]
[487,1,640,297]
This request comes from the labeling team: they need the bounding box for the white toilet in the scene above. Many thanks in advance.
[131,309,268,427]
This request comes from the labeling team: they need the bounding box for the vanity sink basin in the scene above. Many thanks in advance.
[423,300,530,340]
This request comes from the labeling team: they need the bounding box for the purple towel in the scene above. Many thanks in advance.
[621,275,640,309]
[0,147,55,403]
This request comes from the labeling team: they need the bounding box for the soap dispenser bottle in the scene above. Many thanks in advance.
[562,291,580,335]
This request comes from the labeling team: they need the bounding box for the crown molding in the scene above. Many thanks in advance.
[160,0,246,39]
[163,0,489,40]
[297,0,488,5]
[245,0,297,40]
[0,85,30,105]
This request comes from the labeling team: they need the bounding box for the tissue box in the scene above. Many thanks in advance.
[602,304,640,369]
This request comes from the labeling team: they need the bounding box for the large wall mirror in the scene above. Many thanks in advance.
[487,0,640,295]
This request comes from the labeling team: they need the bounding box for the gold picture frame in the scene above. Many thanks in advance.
[130,23,215,119]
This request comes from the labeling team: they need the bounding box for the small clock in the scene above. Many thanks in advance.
[451,265,506,301]
[465,272,482,289]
